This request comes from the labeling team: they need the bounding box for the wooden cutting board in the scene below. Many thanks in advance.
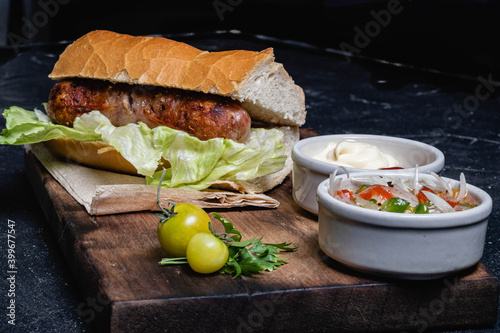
[25,132,498,333]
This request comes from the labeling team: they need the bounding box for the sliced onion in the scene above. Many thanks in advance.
[389,184,419,206]
[413,165,421,195]
[339,190,356,205]
[328,166,349,196]
[354,196,380,210]
[427,170,453,194]
[457,172,468,202]
[328,173,336,196]
[422,190,455,213]
[351,175,387,186]
[331,178,343,197]
[392,176,411,193]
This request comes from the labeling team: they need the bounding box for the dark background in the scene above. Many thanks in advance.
[4,0,500,79]
[1,1,499,332]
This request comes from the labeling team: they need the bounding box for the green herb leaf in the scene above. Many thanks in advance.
[211,212,242,242]
[263,241,298,252]
[219,257,242,278]
[221,236,297,278]
[229,238,257,248]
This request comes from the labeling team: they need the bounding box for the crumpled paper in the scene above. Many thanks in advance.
[26,143,279,215]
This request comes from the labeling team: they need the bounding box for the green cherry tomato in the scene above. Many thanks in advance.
[186,233,229,274]
[157,203,211,257]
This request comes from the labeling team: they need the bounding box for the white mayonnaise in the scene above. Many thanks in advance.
[313,140,399,169]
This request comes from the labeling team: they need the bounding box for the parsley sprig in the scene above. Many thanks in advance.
[211,213,297,278]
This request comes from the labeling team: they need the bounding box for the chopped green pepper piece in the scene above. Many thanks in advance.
[459,203,475,209]
[415,202,429,214]
[357,184,370,193]
[380,197,410,213]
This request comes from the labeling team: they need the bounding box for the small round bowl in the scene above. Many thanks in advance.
[316,171,493,280]
[292,134,445,214]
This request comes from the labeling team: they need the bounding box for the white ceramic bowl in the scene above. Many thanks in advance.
[316,171,493,280]
[292,134,445,214]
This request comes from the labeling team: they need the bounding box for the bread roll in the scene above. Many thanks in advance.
[44,137,169,176]
[49,30,306,127]
[44,137,141,175]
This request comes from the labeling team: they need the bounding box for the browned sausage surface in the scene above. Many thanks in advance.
[47,79,252,143]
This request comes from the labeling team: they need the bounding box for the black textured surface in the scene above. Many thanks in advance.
[0,31,498,332]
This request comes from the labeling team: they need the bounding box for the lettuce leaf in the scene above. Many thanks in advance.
[148,126,287,190]
[0,106,286,190]
[0,106,102,143]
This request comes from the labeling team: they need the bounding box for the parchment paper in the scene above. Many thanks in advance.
[26,143,279,215]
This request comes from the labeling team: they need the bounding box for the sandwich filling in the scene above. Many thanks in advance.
[0,106,287,191]
[48,79,252,143]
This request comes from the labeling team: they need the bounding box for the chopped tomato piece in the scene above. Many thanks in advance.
[358,185,394,203]
[437,191,459,208]
[445,200,459,208]
[416,186,434,203]
[336,189,354,201]
[446,189,463,208]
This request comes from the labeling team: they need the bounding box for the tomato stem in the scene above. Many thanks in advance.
[156,169,178,223]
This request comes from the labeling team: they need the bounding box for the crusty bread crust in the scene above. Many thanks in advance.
[49,30,306,126]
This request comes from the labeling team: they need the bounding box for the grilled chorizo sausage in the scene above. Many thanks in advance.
[47,79,252,143]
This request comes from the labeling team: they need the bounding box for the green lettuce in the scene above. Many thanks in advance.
[0,106,286,190]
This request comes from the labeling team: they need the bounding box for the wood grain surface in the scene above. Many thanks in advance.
[25,130,499,333]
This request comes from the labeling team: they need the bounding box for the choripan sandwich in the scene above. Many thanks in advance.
[0,30,306,194]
